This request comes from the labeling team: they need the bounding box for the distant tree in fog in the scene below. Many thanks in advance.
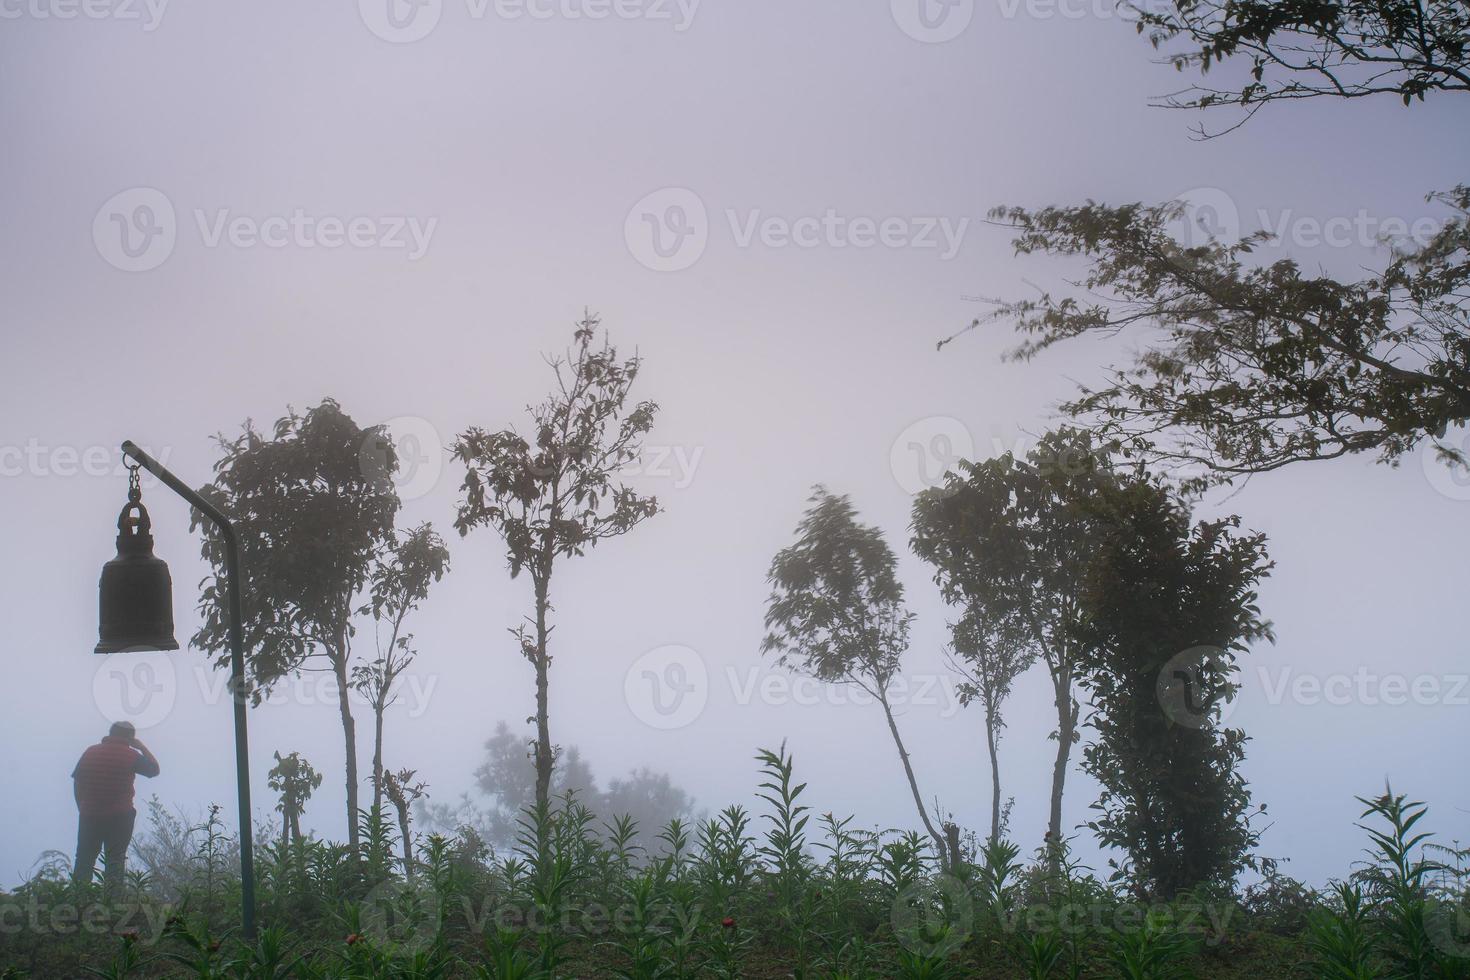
[452,313,660,811]
[763,486,949,865]
[421,721,694,850]
[471,721,598,843]
[601,769,696,843]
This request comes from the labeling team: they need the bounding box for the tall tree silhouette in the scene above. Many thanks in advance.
[912,429,1122,851]
[1072,477,1273,898]
[193,399,408,851]
[453,314,659,810]
[763,487,948,864]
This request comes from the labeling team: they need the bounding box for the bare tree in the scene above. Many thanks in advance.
[353,524,450,815]
[946,612,1035,844]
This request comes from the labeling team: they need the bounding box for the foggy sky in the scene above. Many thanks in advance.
[3,0,1469,889]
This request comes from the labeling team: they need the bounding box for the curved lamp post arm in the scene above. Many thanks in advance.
[120,440,256,942]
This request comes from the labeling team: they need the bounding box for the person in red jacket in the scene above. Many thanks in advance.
[72,721,160,894]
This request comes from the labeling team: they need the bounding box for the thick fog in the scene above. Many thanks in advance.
[3,0,1468,891]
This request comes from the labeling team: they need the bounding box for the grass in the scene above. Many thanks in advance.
[2,749,1467,979]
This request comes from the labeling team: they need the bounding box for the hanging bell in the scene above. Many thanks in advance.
[96,465,179,654]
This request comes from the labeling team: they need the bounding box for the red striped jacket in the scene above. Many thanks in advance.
[72,737,158,817]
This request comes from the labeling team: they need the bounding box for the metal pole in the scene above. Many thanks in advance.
[121,441,256,942]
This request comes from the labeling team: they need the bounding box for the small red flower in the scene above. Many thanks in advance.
[721,917,736,930]
[346,933,364,945]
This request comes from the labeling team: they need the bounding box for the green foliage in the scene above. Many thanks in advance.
[1126,0,1470,118]
[1304,882,1379,980]
[268,752,324,846]
[763,487,913,687]
[977,187,1470,491]
[1352,788,1470,979]
[191,397,402,690]
[1072,478,1272,900]
[1104,907,1196,980]
[12,775,1470,978]
[972,0,1470,491]
[755,745,814,972]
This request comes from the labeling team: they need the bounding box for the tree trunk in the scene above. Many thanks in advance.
[1047,669,1076,854]
[533,578,553,811]
[396,805,413,879]
[335,656,361,853]
[986,712,1002,844]
[876,688,949,868]
[372,703,385,816]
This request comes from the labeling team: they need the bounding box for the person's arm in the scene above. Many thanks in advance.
[130,738,161,778]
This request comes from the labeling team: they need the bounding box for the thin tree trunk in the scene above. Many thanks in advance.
[335,656,361,852]
[986,713,1002,844]
[1047,670,1076,854]
[396,806,413,879]
[533,578,553,811]
[372,704,385,816]
[876,689,948,868]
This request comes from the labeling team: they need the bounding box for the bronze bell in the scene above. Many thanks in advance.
[96,467,179,654]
